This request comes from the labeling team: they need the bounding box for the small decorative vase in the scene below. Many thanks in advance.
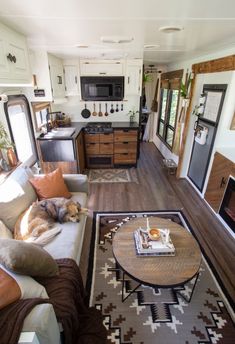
[7,148,17,167]
[130,115,135,123]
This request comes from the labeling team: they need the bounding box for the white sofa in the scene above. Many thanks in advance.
[0,167,88,344]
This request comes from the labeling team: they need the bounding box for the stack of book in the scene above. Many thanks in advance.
[134,228,175,256]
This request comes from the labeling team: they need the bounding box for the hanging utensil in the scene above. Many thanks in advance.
[98,103,103,117]
[116,104,119,112]
[110,104,114,114]
[104,103,109,116]
[92,103,97,116]
[121,103,123,111]
[81,103,91,119]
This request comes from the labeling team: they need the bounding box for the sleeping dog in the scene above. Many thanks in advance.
[14,198,88,241]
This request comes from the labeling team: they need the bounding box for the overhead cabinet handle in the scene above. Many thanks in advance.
[57,76,62,84]
[7,53,17,63]
[99,72,107,75]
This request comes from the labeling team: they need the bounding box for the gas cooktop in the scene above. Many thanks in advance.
[84,122,113,133]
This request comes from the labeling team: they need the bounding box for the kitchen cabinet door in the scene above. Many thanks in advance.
[48,54,65,99]
[204,152,233,212]
[0,22,31,85]
[125,61,143,96]
[80,60,123,76]
[64,65,80,96]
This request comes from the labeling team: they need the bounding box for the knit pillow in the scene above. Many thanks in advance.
[29,168,71,200]
[0,239,58,277]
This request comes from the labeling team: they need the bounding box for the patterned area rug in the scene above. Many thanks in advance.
[86,211,235,344]
[88,169,139,184]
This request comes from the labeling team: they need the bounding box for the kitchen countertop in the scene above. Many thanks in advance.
[37,121,139,140]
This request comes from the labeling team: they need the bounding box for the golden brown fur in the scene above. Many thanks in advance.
[14,197,88,241]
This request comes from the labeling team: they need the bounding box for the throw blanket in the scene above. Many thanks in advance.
[0,258,107,344]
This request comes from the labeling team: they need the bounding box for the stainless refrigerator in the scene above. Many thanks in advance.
[188,84,227,191]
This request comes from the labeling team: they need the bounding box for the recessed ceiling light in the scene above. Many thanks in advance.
[100,36,134,44]
[144,44,160,49]
[159,26,184,33]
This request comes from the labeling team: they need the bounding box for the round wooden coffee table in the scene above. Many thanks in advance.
[112,217,201,302]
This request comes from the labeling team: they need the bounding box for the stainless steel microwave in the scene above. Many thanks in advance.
[80,76,124,101]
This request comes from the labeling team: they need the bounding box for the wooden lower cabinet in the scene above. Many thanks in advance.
[85,132,114,168]
[114,153,136,164]
[204,152,234,212]
[114,129,137,165]
[84,129,138,168]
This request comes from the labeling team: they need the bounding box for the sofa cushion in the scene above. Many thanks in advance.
[44,192,87,264]
[0,220,13,239]
[0,167,37,231]
[0,239,58,277]
[29,168,71,200]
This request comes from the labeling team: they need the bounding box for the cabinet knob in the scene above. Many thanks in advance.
[7,53,13,62]
[7,53,17,63]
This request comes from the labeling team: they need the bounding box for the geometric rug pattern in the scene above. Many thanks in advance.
[88,169,139,183]
[86,211,235,344]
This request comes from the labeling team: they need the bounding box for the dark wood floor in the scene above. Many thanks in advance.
[80,142,235,304]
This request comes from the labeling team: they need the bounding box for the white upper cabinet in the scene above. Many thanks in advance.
[0,22,31,85]
[80,59,124,76]
[125,59,143,96]
[48,54,65,100]
[63,60,81,97]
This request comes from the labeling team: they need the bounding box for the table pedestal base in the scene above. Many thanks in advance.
[121,271,199,304]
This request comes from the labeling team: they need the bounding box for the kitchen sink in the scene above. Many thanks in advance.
[42,127,75,138]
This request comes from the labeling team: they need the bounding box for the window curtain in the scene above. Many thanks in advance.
[143,73,159,141]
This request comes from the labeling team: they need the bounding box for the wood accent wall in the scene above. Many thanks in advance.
[192,55,235,74]
[177,54,235,178]
[161,69,184,80]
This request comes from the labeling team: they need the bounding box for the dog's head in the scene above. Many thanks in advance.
[57,200,81,223]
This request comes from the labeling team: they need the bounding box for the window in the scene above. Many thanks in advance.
[4,95,37,166]
[157,70,182,150]
[31,102,51,132]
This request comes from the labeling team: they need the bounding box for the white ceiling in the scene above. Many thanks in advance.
[1,0,235,65]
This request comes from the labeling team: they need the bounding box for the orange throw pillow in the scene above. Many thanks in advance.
[0,268,21,309]
[29,168,71,200]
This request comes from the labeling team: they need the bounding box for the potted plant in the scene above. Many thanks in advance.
[127,109,139,123]
[0,121,17,169]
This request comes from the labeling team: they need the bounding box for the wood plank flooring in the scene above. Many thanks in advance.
[80,142,235,304]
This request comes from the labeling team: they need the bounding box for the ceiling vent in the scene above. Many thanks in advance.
[100,36,134,44]
[159,26,184,33]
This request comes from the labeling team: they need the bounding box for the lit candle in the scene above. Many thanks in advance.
[146,217,150,230]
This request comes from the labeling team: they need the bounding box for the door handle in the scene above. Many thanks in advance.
[220,177,226,188]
